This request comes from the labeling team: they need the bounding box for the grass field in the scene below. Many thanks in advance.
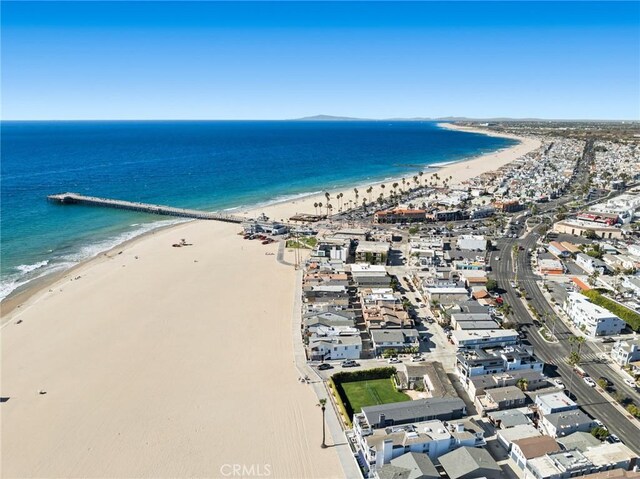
[341,378,411,413]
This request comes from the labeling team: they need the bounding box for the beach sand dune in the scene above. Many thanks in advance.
[2,222,341,478]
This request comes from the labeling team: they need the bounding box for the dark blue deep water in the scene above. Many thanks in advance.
[1,121,516,298]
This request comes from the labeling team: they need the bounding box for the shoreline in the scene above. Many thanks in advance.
[1,123,542,478]
[0,123,537,320]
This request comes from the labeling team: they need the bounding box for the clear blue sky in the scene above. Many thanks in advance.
[2,1,639,120]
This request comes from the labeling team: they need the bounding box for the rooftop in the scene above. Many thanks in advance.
[512,435,562,459]
[361,397,466,425]
[438,446,502,479]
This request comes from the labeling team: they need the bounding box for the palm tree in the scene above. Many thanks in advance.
[354,188,359,205]
[367,186,373,203]
[516,378,529,391]
[587,270,600,288]
[567,336,586,397]
[401,178,406,192]
[419,171,424,187]
[380,184,386,196]
[317,398,328,448]
[317,202,323,215]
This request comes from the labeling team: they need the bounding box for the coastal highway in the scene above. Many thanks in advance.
[490,226,640,454]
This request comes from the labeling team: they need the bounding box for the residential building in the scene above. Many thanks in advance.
[395,361,457,398]
[423,286,470,305]
[357,420,453,468]
[489,408,534,429]
[467,370,547,397]
[438,446,503,479]
[356,241,391,265]
[535,392,577,416]
[576,253,609,275]
[526,449,594,479]
[548,241,572,258]
[556,432,603,453]
[497,424,541,451]
[370,329,420,354]
[456,345,544,379]
[303,284,350,306]
[450,313,497,330]
[374,452,440,479]
[510,436,562,471]
[583,442,638,472]
[351,264,392,288]
[307,335,362,361]
[610,340,640,366]
[451,329,519,349]
[540,409,597,437]
[475,385,527,415]
[353,397,467,435]
[563,292,625,337]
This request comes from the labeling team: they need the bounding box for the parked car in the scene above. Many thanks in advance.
[341,360,359,368]
[594,419,606,429]
[607,434,621,443]
[584,377,597,387]
[624,378,637,389]
[388,357,402,364]
[317,363,333,371]
[601,337,615,344]
[411,355,423,362]
[552,378,565,389]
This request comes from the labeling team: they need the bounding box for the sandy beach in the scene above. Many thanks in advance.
[1,125,541,478]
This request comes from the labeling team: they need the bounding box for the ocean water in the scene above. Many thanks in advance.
[0,121,516,299]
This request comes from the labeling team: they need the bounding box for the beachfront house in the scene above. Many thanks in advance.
[370,329,420,354]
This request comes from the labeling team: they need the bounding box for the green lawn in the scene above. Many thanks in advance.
[341,378,411,413]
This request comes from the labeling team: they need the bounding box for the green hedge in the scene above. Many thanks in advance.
[328,378,353,428]
[582,290,640,331]
[332,367,398,385]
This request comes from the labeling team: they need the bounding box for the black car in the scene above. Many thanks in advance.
[601,337,615,343]
[317,363,333,371]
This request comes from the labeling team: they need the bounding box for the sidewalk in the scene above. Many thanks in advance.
[290,268,361,479]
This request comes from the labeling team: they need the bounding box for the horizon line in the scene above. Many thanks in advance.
[2,117,639,122]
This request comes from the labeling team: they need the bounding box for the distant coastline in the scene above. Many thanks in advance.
[0,120,516,303]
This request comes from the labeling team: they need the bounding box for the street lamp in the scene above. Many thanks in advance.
[317,398,328,448]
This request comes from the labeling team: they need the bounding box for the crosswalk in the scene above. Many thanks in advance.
[544,352,605,367]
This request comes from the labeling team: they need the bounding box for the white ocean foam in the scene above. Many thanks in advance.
[0,218,189,301]
[15,260,49,274]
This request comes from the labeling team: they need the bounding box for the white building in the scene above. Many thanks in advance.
[575,253,607,275]
[563,292,625,337]
[451,329,519,350]
[356,419,484,469]
[457,235,487,251]
[610,340,640,366]
[534,392,577,416]
[307,335,361,361]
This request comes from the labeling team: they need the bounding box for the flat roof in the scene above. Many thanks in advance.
[536,391,577,411]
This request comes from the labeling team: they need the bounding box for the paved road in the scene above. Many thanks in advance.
[490,227,640,454]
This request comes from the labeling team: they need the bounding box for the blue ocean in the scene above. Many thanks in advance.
[0,121,516,298]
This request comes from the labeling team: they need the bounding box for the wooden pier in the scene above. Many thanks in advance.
[47,192,246,223]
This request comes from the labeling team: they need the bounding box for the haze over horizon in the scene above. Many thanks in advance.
[2,1,639,121]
